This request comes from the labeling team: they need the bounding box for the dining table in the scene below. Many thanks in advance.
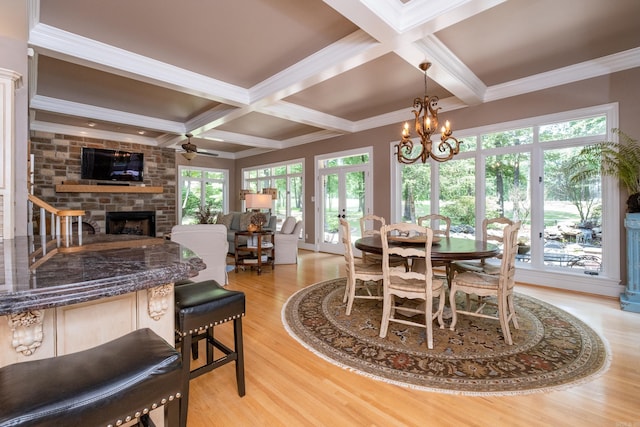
[354,235,499,284]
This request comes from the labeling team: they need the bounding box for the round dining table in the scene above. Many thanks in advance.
[354,235,499,283]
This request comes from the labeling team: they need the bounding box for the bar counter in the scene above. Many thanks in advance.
[0,234,205,367]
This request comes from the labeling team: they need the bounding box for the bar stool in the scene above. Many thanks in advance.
[0,328,184,427]
[174,280,246,427]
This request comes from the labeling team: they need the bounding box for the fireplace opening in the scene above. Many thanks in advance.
[106,211,156,237]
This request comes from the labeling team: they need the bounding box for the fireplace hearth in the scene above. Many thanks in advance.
[106,211,156,237]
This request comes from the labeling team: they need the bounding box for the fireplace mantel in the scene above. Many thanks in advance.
[55,184,163,193]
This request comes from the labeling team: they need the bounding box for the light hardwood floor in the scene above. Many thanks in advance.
[186,251,639,427]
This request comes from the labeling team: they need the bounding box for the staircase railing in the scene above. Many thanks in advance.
[27,194,86,238]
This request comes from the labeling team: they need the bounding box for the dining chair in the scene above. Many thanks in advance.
[452,216,514,275]
[417,214,451,238]
[340,219,384,315]
[379,222,446,349]
[359,214,408,269]
[416,214,451,275]
[449,221,521,345]
[359,214,386,264]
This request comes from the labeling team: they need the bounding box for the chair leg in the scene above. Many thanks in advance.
[448,286,458,331]
[508,293,519,329]
[179,332,192,427]
[498,294,513,345]
[426,293,434,350]
[379,294,392,338]
[342,277,350,303]
[206,327,214,365]
[435,287,446,329]
[345,278,356,315]
[234,317,246,396]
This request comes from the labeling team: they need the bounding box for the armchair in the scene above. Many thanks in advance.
[171,224,229,285]
[274,217,303,264]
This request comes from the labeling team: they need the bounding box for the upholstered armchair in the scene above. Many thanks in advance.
[274,217,303,264]
[171,224,229,284]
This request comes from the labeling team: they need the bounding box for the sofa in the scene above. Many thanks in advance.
[274,217,303,264]
[217,212,277,254]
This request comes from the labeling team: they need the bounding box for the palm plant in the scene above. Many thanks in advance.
[569,129,640,212]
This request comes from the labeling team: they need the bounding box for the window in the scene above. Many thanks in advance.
[178,166,229,224]
[243,159,304,229]
[391,104,620,295]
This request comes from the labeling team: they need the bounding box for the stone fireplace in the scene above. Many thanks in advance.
[30,133,177,236]
[106,211,156,237]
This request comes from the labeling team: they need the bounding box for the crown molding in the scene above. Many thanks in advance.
[259,101,355,133]
[29,23,249,106]
[199,129,284,150]
[485,47,640,102]
[250,30,384,104]
[30,120,159,146]
[30,95,185,134]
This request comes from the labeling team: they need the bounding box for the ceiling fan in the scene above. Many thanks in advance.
[180,133,219,160]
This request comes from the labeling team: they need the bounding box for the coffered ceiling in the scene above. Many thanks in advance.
[27,0,640,159]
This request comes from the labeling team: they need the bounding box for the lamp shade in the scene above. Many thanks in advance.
[245,193,272,210]
[182,151,197,161]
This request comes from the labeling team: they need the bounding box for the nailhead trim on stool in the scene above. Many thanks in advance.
[175,280,246,427]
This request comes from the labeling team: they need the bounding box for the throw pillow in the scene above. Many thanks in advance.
[218,213,234,229]
[239,212,254,231]
[280,217,296,234]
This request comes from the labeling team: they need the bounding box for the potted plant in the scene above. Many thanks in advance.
[196,205,216,224]
[570,129,640,212]
[517,237,531,255]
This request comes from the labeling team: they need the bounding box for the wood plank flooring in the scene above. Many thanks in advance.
[186,251,639,427]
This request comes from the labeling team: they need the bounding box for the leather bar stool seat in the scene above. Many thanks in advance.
[0,328,183,427]
[175,280,245,427]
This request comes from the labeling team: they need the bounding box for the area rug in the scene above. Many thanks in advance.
[282,278,610,396]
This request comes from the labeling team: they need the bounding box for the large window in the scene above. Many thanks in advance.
[243,159,304,229]
[392,104,620,296]
[178,166,229,224]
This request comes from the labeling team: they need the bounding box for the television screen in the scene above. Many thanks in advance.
[81,148,144,182]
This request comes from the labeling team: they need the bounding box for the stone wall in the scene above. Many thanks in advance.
[30,132,177,236]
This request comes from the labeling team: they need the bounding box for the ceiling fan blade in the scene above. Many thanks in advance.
[196,151,219,157]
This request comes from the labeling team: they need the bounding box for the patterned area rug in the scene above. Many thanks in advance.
[282,278,610,396]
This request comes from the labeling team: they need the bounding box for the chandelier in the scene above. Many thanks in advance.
[396,62,462,164]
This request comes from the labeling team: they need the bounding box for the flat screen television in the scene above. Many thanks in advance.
[81,147,144,182]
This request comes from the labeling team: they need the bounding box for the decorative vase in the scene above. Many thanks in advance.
[248,223,258,232]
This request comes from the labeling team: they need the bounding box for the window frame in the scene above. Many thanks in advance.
[242,158,305,230]
[177,165,229,224]
[390,103,621,296]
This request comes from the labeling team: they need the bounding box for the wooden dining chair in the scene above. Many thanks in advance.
[379,222,446,349]
[339,219,384,315]
[359,214,407,269]
[449,221,521,345]
[417,214,451,238]
[416,214,451,275]
[359,214,386,264]
[453,216,514,275]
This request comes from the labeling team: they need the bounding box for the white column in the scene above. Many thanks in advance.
[0,68,23,239]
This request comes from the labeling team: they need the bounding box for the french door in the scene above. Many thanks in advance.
[316,149,373,254]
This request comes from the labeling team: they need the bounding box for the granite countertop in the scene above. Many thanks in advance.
[0,235,205,315]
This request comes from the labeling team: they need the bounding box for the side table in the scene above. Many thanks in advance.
[234,230,275,275]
